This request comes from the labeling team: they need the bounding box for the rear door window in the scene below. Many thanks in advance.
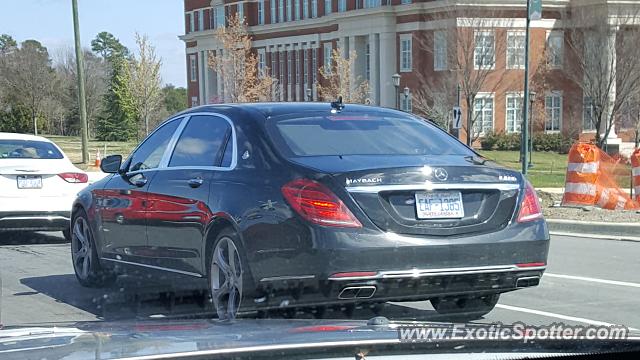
[169,115,232,167]
[267,112,473,157]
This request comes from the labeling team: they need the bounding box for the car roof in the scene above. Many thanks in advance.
[175,102,403,121]
[0,132,53,142]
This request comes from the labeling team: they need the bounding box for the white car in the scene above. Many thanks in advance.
[0,132,89,240]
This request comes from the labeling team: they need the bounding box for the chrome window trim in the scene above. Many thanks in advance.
[102,257,203,278]
[346,183,520,194]
[123,112,239,176]
[122,116,185,176]
[164,112,238,172]
[159,116,190,168]
[259,275,316,282]
[328,264,546,281]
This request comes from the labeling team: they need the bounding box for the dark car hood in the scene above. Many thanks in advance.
[0,318,638,359]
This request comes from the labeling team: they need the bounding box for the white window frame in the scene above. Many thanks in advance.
[189,12,195,33]
[279,51,285,86]
[215,5,225,28]
[258,49,266,77]
[295,0,301,20]
[303,49,309,87]
[546,30,564,69]
[545,91,563,133]
[198,9,205,31]
[338,0,346,12]
[364,0,381,8]
[258,0,265,24]
[311,0,318,18]
[323,42,333,73]
[286,0,292,21]
[401,91,412,112]
[505,92,524,133]
[189,55,197,82]
[312,47,318,82]
[271,0,277,23]
[365,42,371,81]
[399,34,412,72]
[582,95,596,132]
[506,30,526,70]
[434,30,447,71]
[271,51,277,78]
[303,0,309,18]
[325,0,332,15]
[296,50,301,85]
[473,93,494,136]
[287,50,293,84]
[279,0,285,22]
[474,30,495,70]
[237,2,244,21]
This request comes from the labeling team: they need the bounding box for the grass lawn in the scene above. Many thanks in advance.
[478,150,568,188]
[45,135,137,171]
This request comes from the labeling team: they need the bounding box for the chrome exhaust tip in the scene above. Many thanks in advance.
[516,276,541,288]
[338,286,377,299]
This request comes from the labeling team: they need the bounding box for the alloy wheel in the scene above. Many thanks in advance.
[71,216,92,281]
[210,236,243,320]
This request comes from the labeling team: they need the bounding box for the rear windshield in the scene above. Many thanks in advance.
[0,140,64,159]
[267,113,473,157]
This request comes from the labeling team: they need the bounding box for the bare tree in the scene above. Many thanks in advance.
[54,47,109,136]
[412,71,457,129]
[0,40,55,135]
[125,33,163,136]
[413,4,510,144]
[317,48,369,103]
[208,14,278,102]
[564,4,640,147]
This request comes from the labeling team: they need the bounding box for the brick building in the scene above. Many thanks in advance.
[180,0,640,151]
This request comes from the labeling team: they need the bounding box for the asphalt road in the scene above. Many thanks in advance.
[0,232,638,330]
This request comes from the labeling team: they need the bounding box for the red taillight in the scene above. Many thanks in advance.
[281,179,362,228]
[516,262,546,268]
[58,172,88,183]
[328,271,377,279]
[517,182,543,223]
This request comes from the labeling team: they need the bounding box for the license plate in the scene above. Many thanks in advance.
[17,175,42,189]
[415,191,464,219]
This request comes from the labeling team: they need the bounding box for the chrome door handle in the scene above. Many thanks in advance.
[133,177,147,187]
[188,177,204,188]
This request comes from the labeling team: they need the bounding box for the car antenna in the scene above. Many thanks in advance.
[330,96,344,113]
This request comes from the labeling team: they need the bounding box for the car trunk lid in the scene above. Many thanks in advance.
[290,155,522,236]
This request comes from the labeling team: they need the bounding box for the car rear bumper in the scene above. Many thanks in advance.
[250,220,549,308]
[0,211,70,231]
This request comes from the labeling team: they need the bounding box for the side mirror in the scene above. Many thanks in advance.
[100,155,122,174]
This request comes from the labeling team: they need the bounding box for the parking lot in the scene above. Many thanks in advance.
[0,232,638,329]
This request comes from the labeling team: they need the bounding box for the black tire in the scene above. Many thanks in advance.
[430,293,500,320]
[206,228,253,321]
[70,209,116,288]
[62,228,71,242]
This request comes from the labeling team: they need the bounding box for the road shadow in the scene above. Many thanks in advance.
[19,272,473,324]
[0,231,67,246]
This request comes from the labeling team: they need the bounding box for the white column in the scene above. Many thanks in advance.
[604,26,620,144]
[286,44,292,102]
[198,51,205,105]
[203,51,210,104]
[369,33,379,105]
[378,32,396,108]
[216,50,223,100]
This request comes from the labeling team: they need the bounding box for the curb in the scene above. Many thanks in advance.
[547,219,640,242]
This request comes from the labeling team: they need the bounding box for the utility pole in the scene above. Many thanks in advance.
[521,0,539,175]
[72,0,89,164]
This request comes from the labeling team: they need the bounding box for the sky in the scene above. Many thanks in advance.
[0,0,186,87]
